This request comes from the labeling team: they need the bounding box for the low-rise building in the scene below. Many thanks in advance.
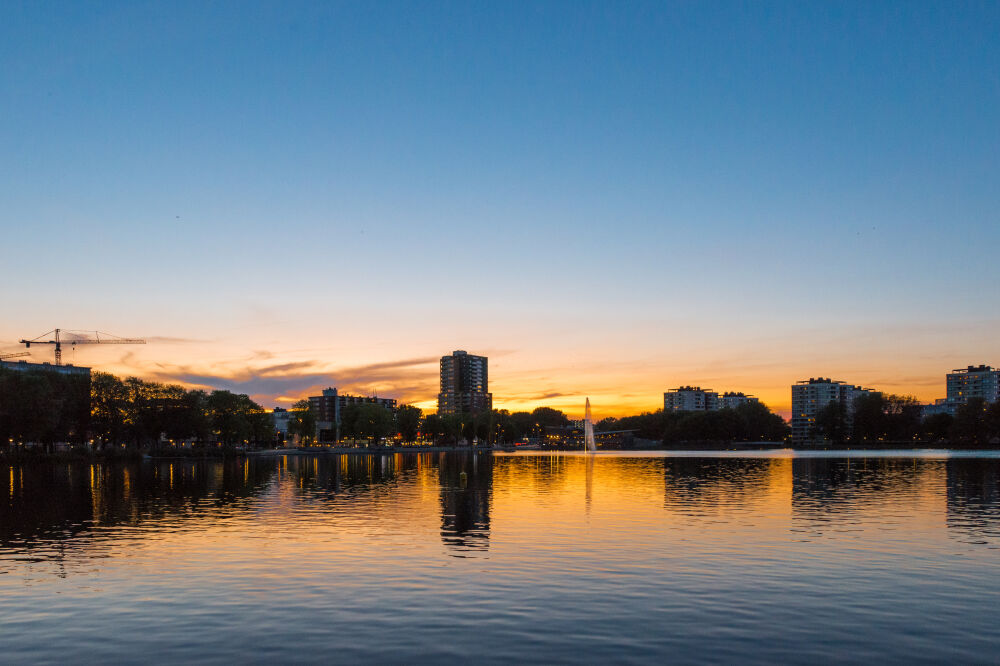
[663,386,762,412]
[664,386,719,411]
[719,392,760,409]
[310,387,397,442]
[0,359,90,377]
[271,408,294,444]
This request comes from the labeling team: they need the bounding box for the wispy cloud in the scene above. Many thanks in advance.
[139,356,440,408]
[144,336,211,344]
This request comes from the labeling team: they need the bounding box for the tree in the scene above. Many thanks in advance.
[814,400,848,443]
[510,411,537,439]
[288,399,316,445]
[852,392,923,443]
[441,413,464,444]
[353,403,395,442]
[421,413,443,443]
[396,405,422,443]
[733,402,790,441]
[922,412,953,443]
[852,392,887,442]
[530,407,570,428]
[951,398,989,446]
[492,410,520,444]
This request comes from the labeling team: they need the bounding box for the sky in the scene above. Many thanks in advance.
[1,1,998,418]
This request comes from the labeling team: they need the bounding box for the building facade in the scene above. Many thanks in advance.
[947,365,1000,404]
[0,359,91,377]
[438,350,492,415]
[310,387,397,442]
[271,408,293,444]
[922,364,1000,418]
[719,392,760,409]
[664,386,719,411]
[791,378,872,442]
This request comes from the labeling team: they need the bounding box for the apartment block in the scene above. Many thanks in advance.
[791,378,873,442]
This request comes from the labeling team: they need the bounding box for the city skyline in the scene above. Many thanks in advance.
[3,2,998,418]
[2,339,992,422]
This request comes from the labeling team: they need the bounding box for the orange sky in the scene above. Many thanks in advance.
[4,315,995,420]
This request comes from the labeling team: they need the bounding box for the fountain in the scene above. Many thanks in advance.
[584,397,596,452]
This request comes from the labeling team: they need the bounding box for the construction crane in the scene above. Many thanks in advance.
[20,329,146,365]
[0,351,30,361]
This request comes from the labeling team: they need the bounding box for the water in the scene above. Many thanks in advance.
[2,450,1000,664]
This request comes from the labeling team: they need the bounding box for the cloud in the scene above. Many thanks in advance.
[141,356,440,408]
[863,375,943,389]
[521,391,567,401]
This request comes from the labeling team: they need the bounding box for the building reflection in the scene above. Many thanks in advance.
[945,458,1000,544]
[278,452,422,498]
[789,457,941,519]
[0,458,279,548]
[439,452,492,556]
[662,457,776,512]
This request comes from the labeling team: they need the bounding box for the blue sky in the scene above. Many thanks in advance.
[2,1,998,414]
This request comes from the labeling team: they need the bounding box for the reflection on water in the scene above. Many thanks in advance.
[2,452,1000,664]
[947,459,1000,544]
[439,453,492,556]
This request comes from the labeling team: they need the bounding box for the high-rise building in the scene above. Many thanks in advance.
[791,378,872,442]
[438,350,492,415]
[664,386,719,411]
[947,365,1000,404]
[924,364,1000,418]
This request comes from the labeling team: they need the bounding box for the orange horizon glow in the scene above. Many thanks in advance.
[2,331,982,422]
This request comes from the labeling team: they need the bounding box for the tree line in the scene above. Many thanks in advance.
[598,401,791,444]
[814,392,1000,445]
[0,367,90,449]
[1,368,272,451]
[8,365,998,451]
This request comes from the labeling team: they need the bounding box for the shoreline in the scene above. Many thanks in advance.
[5,443,1000,464]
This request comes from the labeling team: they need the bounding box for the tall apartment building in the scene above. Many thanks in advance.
[924,364,1000,417]
[438,350,492,415]
[310,387,397,442]
[791,378,872,442]
[947,365,1000,404]
[664,387,719,411]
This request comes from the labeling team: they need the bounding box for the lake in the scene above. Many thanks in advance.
[2,450,1000,664]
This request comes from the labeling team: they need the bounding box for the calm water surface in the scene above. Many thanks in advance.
[3,451,1000,664]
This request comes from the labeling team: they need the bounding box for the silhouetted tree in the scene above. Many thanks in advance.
[396,405,422,442]
[921,412,954,443]
[814,401,848,443]
[950,398,989,446]
[421,413,444,443]
[288,399,316,445]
